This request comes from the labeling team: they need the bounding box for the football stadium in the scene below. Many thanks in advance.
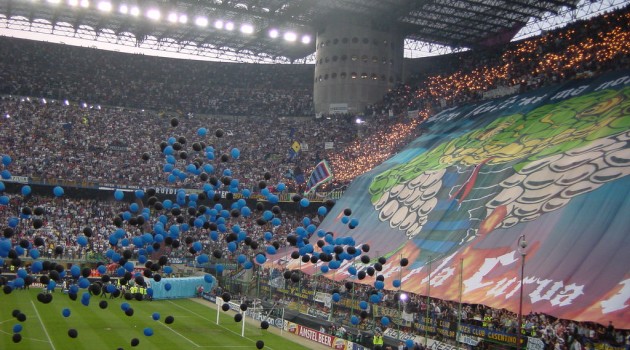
[0,0,629,349]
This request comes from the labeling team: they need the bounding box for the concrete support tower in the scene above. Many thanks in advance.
[313,17,404,115]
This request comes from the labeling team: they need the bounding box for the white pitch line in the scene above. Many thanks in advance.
[30,301,56,350]
[0,329,49,342]
[157,320,201,348]
[0,318,15,325]
[167,301,276,350]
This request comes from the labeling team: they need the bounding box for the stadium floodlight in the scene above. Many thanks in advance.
[80,0,89,8]
[130,6,140,16]
[167,12,178,23]
[195,17,208,27]
[82,102,87,108]
[5,114,9,119]
[147,8,161,20]
[97,1,112,12]
[42,98,47,104]
[301,35,311,44]
[68,0,79,7]
[214,20,224,29]
[224,21,234,31]
[119,4,128,14]
[240,24,254,34]
[268,29,279,38]
[179,14,188,24]
[283,32,297,42]
[64,100,69,105]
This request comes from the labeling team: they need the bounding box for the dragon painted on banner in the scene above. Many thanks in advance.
[273,70,630,328]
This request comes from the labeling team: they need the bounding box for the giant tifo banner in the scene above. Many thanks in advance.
[272,70,630,328]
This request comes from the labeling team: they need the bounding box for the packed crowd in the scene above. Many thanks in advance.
[0,95,424,192]
[261,268,630,350]
[0,37,314,117]
[379,5,630,116]
[0,97,364,191]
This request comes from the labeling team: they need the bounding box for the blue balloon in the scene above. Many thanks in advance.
[266,246,277,255]
[243,261,253,269]
[77,236,88,247]
[351,315,360,325]
[62,308,71,317]
[393,279,401,288]
[317,206,328,216]
[144,327,154,336]
[216,264,224,274]
[237,254,247,264]
[81,295,90,306]
[163,266,173,274]
[349,218,359,227]
[230,148,240,159]
[359,301,368,310]
[277,183,286,191]
[227,242,237,252]
[299,198,310,207]
[375,281,385,290]
[271,218,281,226]
[21,185,31,196]
[370,294,381,303]
[332,293,341,302]
[78,278,90,289]
[204,274,214,283]
[13,278,24,288]
[255,254,267,264]
[53,186,64,197]
[192,241,202,252]
[47,281,56,291]
[129,203,139,213]
[135,190,145,198]
[197,254,209,264]
[381,317,390,326]
[0,181,4,192]
[32,261,44,273]
[1,155,11,166]
[114,189,124,201]
[1,170,11,180]
[321,265,330,273]
[164,283,172,291]
[197,127,207,136]
[29,248,40,259]
[121,302,130,311]
[406,339,415,348]
[152,312,160,321]
[348,266,357,275]
[341,216,350,224]
[13,324,23,333]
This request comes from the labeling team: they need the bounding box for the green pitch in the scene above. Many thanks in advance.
[0,289,310,350]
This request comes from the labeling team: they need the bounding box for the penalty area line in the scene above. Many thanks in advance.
[167,301,277,350]
[30,300,56,350]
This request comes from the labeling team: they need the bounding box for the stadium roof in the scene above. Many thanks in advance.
[0,0,588,62]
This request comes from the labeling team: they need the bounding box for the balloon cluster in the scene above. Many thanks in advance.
[0,116,411,347]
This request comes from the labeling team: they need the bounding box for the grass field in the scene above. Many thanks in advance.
[0,289,311,350]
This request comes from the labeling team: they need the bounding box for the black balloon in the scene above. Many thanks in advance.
[68,329,78,338]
